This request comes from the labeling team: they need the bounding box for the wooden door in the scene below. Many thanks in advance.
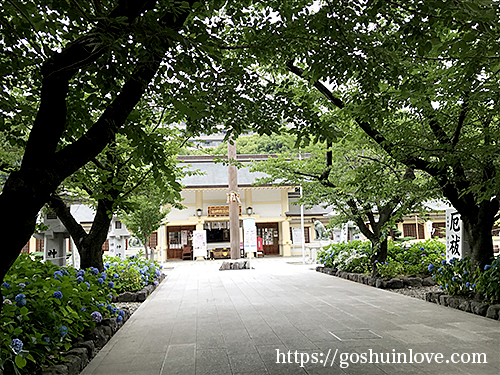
[257,223,280,255]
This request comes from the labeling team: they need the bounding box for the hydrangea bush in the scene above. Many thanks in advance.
[318,239,446,279]
[103,254,163,293]
[429,256,500,303]
[0,253,162,374]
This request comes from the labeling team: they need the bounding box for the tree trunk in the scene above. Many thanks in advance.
[143,240,150,260]
[461,202,496,270]
[370,237,388,277]
[49,193,115,271]
[78,199,115,271]
[0,171,56,288]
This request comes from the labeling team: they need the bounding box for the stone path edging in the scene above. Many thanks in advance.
[317,266,500,322]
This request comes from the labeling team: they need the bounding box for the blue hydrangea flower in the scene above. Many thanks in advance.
[16,298,26,307]
[451,277,456,282]
[80,307,86,312]
[43,336,50,343]
[428,263,435,272]
[472,283,476,288]
[108,281,115,289]
[118,310,125,317]
[14,294,25,302]
[465,282,470,288]
[2,282,11,288]
[53,291,63,299]
[484,264,491,271]
[97,278,104,285]
[91,311,102,323]
[54,270,64,280]
[116,315,123,323]
[76,270,85,277]
[106,304,113,311]
[441,260,446,266]
[100,272,107,281]
[84,282,90,289]
[91,267,99,275]
[77,276,84,283]
[18,283,26,288]
[113,273,119,279]
[59,326,68,337]
[10,338,23,354]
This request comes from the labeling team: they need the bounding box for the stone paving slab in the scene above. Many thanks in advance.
[81,258,500,375]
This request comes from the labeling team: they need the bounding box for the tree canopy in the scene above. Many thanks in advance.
[224,0,500,268]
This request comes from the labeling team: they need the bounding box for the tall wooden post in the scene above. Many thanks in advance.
[228,134,240,259]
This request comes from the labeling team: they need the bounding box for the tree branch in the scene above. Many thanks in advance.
[47,193,88,245]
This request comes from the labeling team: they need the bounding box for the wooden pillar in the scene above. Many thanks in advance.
[228,135,240,259]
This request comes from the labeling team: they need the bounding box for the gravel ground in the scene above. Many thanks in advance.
[114,301,142,316]
[387,284,442,300]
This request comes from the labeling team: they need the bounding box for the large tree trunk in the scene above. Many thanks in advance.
[460,201,497,269]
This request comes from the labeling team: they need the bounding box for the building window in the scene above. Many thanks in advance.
[148,232,158,248]
[403,223,425,239]
[36,239,44,252]
[115,221,122,229]
[46,209,57,220]
[432,222,446,238]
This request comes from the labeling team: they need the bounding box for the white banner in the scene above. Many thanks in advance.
[292,227,303,244]
[243,218,257,253]
[446,209,462,261]
[193,230,207,258]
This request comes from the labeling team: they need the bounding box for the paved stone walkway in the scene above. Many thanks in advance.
[81,258,500,375]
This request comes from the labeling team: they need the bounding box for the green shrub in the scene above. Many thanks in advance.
[103,254,162,293]
[476,258,500,303]
[318,241,372,273]
[318,239,446,279]
[429,256,500,303]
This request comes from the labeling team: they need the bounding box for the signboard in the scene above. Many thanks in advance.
[292,227,303,244]
[193,230,207,258]
[446,209,465,261]
[243,218,257,253]
[109,237,126,260]
[207,205,242,217]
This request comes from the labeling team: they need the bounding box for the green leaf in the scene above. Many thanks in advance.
[15,355,27,369]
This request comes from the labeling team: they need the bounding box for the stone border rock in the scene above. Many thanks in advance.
[317,266,434,289]
[219,260,252,270]
[317,266,500,322]
[40,275,166,375]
